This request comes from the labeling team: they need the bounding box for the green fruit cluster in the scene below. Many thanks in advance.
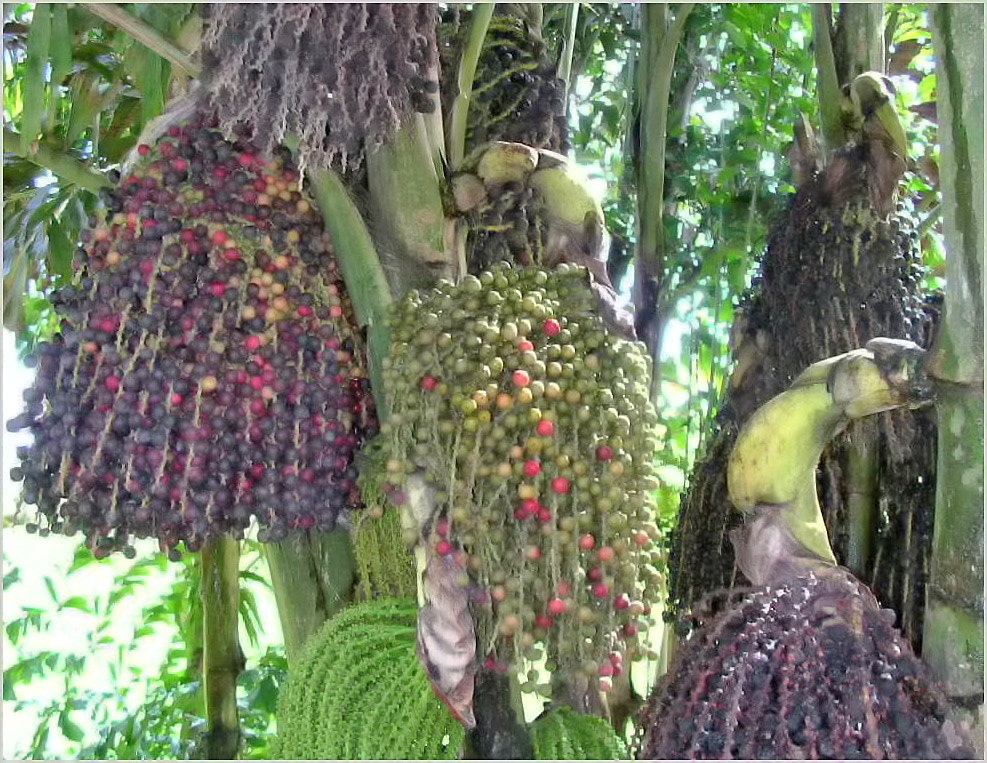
[274,599,463,760]
[531,706,627,760]
[381,263,663,687]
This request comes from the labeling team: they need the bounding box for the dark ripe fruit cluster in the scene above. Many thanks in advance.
[381,263,663,689]
[6,117,376,558]
[638,568,973,760]
[439,9,569,153]
[200,3,440,172]
[468,180,549,274]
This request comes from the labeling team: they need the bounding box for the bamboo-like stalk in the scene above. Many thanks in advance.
[4,129,110,192]
[925,4,984,751]
[200,536,243,760]
[447,3,495,169]
[82,2,200,77]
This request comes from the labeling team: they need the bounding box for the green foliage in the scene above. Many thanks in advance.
[274,599,464,760]
[2,2,197,341]
[530,705,628,759]
[3,539,280,759]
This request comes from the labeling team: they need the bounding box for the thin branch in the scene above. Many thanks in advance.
[83,2,201,78]
[447,3,495,168]
[4,128,110,192]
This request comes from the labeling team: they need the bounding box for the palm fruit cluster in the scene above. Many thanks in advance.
[273,599,464,760]
[381,262,663,691]
[530,706,628,760]
[439,7,568,152]
[5,115,375,557]
[671,132,938,647]
[200,3,440,172]
[638,567,974,760]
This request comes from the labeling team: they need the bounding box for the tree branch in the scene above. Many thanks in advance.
[557,3,580,98]
[82,2,201,78]
[4,128,110,192]
[812,4,844,154]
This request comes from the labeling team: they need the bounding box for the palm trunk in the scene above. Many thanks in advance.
[925,4,984,751]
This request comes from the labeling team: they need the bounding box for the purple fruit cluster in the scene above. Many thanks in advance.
[7,115,376,558]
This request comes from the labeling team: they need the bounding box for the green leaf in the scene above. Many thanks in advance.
[47,221,73,280]
[21,2,52,146]
[59,711,85,743]
[58,596,91,614]
[43,575,58,603]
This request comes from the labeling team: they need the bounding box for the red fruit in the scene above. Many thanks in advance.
[595,445,614,461]
[209,282,226,297]
[579,534,595,551]
[421,375,438,391]
[535,614,554,629]
[556,582,572,597]
[436,518,449,537]
[551,476,569,494]
[238,153,255,168]
[512,369,531,387]
[609,652,623,665]
[597,545,615,562]
[171,158,188,172]
[598,663,614,677]
[137,144,150,156]
[436,539,453,555]
[623,623,639,637]
[592,583,609,598]
[245,335,262,351]
[223,247,241,262]
[170,393,183,406]
[536,420,555,437]
[614,594,630,610]
[517,340,534,352]
[167,126,181,138]
[587,566,603,582]
[633,532,650,547]
[543,318,561,336]
[514,506,529,521]
[211,229,228,246]
[526,546,542,561]
[548,598,566,615]
[105,375,120,392]
[523,460,541,477]
[537,506,552,522]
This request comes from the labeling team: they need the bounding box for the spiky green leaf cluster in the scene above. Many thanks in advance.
[381,263,664,685]
[531,705,628,759]
[274,599,463,760]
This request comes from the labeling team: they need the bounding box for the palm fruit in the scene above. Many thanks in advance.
[439,7,569,153]
[637,567,974,760]
[274,599,465,760]
[200,3,440,172]
[380,262,662,691]
[530,705,628,760]
[5,115,376,557]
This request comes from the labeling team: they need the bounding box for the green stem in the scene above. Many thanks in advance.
[842,421,880,575]
[557,3,580,98]
[305,165,394,418]
[265,529,355,663]
[82,2,201,77]
[811,4,844,154]
[3,129,110,193]
[447,3,495,169]
[200,537,243,760]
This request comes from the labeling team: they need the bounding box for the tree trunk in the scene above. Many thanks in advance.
[925,4,984,751]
